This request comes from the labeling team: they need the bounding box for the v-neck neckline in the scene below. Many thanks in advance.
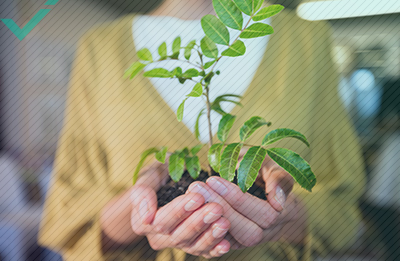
[129,14,277,145]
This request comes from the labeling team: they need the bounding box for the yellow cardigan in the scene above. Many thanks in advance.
[39,10,366,261]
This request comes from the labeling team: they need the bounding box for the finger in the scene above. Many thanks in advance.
[187,182,263,247]
[130,185,158,235]
[171,203,224,246]
[152,193,205,234]
[206,177,280,229]
[208,239,231,258]
[260,161,294,212]
[187,217,230,255]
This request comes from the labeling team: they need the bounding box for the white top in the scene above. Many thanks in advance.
[133,15,270,143]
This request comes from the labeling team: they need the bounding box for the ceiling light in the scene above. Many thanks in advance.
[297,0,400,20]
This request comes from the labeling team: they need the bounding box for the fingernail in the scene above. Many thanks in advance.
[189,183,211,201]
[203,212,220,224]
[217,245,229,254]
[274,186,286,209]
[185,200,199,211]
[213,226,229,238]
[207,177,228,196]
[139,199,148,223]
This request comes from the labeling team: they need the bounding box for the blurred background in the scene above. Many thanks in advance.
[1,0,399,260]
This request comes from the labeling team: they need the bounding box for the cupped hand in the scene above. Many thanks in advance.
[130,163,231,258]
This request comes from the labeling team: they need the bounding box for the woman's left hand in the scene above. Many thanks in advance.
[186,157,307,249]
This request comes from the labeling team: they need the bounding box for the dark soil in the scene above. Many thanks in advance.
[157,170,267,207]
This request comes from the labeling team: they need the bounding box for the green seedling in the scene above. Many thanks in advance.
[125,0,316,192]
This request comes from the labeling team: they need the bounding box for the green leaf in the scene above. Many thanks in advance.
[195,109,205,140]
[179,147,190,158]
[182,68,200,78]
[240,23,274,39]
[253,4,284,21]
[137,48,153,62]
[220,143,243,181]
[185,156,201,179]
[190,144,204,155]
[240,116,271,141]
[133,147,159,184]
[211,94,242,116]
[267,148,316,192]
[237,146,268,192]
[169,152,185,182]
[208,143,224,172]
[253,0,264,12]
[124,62,146,79]
[221,40,246,57]
[201,15,230,46]
[155,146,168,163]
[177,99,187,122]
[204,60,216,69]
[187,83,203,97]
[184,40,196,60]
[143,68,174,78]
[201,36,219,59]
[213,0,243,30]
[172,36,181,55]
[262,128,310,147]
[158,42,167,59]
[171,67,183,77]
[233,0,253,15]
[217,114,236,143]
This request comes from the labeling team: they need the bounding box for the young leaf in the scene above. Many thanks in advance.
[185,156,201,179]
[201,15,230,46]
[169,152,185,182]
[155,146,168,163]
[253,0,264,12]
[184,40,196,60]
[262,128,310,147]
[204,60,216,69]
[133,147,159,184]
[144,68,174,78]
[240,23,274,39]
[237,146,268,192]
[190,144,204,155]
[182,68,200,78]
[267,148,316,192]
[221,40,246,57]
[253,4,284,21]
[187,83,203,98]
[171,67,183,77]
[177,99,187,122]
[220,143,243,181]
[201,36,219,59]
[240,116,271,142]
[217,114,236,143]
[233,0,252,16]
[212,0,243,30]
[124,62,146,79]
[172,36,181,55]
[158,42,167,58]
[208,143,224,172]
[179,147,190,158]
[137,48,153,62]
[195,109,205,140]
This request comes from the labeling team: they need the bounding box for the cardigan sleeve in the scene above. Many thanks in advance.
[38,30,113,260]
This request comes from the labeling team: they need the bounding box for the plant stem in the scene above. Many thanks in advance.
[205,85,214,176]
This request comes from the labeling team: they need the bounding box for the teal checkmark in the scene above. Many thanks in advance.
[45,0,59,5]
[1,9,51,41]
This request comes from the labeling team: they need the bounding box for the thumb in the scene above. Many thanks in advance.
[130,185,158,228]
[262,165,294,212]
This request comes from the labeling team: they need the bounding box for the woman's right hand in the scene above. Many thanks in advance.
[130,162,231,258]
